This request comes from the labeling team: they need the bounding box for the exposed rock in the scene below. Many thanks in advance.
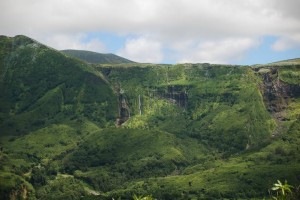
[259,67,299,115]
[255,67,300,137]
[155,85,189,108]
[115,86,130,126]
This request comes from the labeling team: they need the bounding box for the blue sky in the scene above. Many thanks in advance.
[240,36,300,65]
[84,32,126,53]
[1,0,300,65]
[80,33,300,65]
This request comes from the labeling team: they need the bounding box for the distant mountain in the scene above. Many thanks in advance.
[61,49,135,64]
[270,58,300,65]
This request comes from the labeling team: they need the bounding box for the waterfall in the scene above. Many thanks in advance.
[138,95,142,115]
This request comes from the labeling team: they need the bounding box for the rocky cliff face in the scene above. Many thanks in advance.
[155,85,189,108]
[116,92,131,126]
[260,68,289,113]
[255,67,300,121]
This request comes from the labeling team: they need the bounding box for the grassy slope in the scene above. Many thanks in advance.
[270,58,300,65]
[61,49,134,64]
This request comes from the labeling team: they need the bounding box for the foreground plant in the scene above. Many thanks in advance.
[271,180,293,200]
[132,194,154,200]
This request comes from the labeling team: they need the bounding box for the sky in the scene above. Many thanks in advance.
[1,0,300,65]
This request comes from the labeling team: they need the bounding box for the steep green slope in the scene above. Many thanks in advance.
[0,35,118,199]
[0,35,118,136]
[61,49,134,64]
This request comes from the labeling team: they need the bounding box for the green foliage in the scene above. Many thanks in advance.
[269,180,300,200]
[30,166,46,187]
[64,128,208,192]
[271,180,293,198]
[278,67,300,85]
[0,35,118,136]
[98,64,275,153]
[0,171,35,200]
[132,194,154,200]
[36,177,87,200]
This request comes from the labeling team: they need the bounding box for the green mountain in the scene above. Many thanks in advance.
[0,35,118,135]
[61,49,134,64]
[0,35,300,200]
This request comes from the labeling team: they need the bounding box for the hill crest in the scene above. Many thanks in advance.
[61,49,135,64]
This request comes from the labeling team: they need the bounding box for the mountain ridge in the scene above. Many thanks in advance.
[61,49,135,64]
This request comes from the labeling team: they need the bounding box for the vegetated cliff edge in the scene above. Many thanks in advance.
[96,63,277,152]
[253,65,300,137]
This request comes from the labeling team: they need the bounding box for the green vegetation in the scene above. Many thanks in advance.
[272,180,293,199]
[97,64,275,152]
[0,35,117,136]
[0,35,300,199]
[132,194,154,200]
[278,66,300,85]
[61,49,134,64]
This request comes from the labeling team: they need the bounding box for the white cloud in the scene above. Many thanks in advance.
[271,34,300,51]
[1,0,300,63]
[118,37,163,63]
[1,0,299,38]
[176,38,260,64]
[42,34,106,52]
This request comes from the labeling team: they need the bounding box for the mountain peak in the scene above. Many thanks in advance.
[12,35,36,45]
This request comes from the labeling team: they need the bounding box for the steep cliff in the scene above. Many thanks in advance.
[97,64,275,152]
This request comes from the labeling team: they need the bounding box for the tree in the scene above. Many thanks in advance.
[30,166,46,187]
